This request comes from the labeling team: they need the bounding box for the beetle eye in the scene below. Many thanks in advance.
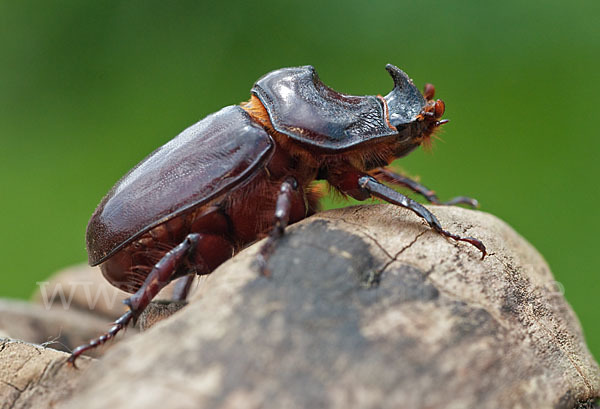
[434,99,445,119]
[424,83,436,100]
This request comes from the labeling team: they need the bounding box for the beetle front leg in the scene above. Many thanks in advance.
[256,177,299,276]
[68,233,202,366]
[357,175,486,258]
[370,167,479,208]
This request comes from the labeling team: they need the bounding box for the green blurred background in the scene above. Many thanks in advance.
[1,1,598,359]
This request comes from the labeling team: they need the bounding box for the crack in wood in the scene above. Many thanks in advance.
[364,230,427,287]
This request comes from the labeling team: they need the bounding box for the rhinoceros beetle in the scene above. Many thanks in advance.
[68,64,486,364]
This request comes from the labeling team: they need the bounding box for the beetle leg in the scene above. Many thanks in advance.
[171,274,195,302]
[68,233,202,366]
[370,167,479,208]
[123,233,202,315]
[256,177,299,276]
[66,310,133,368]
[357,175,486,259]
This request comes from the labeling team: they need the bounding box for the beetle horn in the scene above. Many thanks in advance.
[385,64,414,92]
[383,64,426,127]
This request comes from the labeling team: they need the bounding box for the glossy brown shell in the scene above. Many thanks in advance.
[251,64,426,151]
[86,106,274,265]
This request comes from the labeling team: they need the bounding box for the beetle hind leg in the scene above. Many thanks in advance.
[122,233,203,316]
[68,232,233,366]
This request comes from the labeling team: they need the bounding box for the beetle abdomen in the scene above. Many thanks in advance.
[87,106,274,266]
[99,206,235,293]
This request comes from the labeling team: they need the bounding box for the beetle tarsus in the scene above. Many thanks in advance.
[371,168,479,209]
[358,175,486,258]
[69,233,204,365]
[439,231,487,260]
[67,309,134,368]
[257,177,299,276]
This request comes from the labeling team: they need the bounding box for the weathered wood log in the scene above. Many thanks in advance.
[2,205,599,409]
[0,338,92,409]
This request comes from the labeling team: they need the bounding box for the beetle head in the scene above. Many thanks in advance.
[418,84,449,127]
[416,85,449,151]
